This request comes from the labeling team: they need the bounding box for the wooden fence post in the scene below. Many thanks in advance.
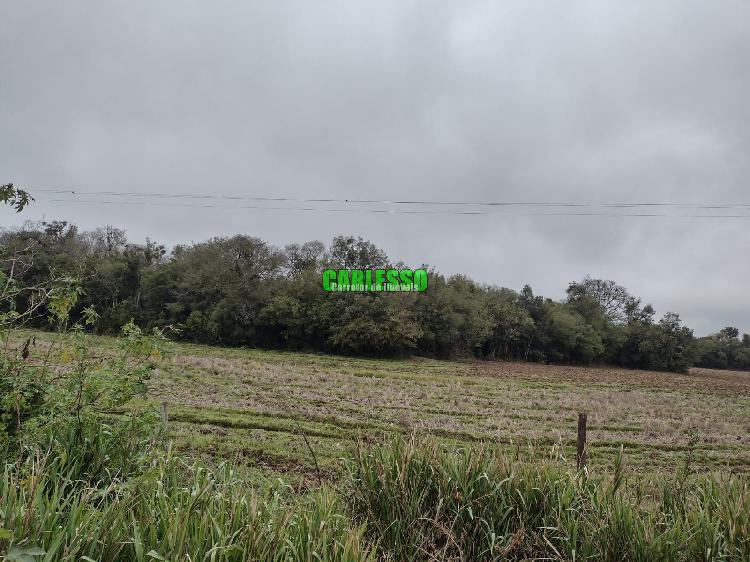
[161,401,169,433]
[577,412,587,470]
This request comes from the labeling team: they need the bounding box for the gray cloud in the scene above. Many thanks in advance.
[2,0,749,335]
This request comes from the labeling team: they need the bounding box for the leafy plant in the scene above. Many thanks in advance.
[0,184,33,213]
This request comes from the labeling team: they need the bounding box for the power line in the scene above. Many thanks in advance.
[45,197,750,218]
[34,187,750,210]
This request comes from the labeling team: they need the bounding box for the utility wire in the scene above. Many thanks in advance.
[45,197,750,218]
[34,187,750,210]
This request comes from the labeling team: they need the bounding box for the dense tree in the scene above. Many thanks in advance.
[327,293,422,355]
[695,327,750,371]
[634,312,697,373]
[326,236,388,270]
[411,273,466,357]
[567,276,639,323]
[3,220,739,372]
[285,241,325,276]
[482,288,534,359]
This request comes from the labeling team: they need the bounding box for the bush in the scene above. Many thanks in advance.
[2,319,167,484]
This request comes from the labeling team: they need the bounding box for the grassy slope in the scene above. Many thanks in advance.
[23,330,750,483]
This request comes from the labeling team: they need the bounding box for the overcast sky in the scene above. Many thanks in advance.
[2,1,749,336]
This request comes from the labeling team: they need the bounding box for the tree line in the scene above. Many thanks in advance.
[1,218,748,372]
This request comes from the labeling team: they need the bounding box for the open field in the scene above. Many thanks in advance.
[24,331,750,482]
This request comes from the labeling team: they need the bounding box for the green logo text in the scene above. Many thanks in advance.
[322,269,428,292]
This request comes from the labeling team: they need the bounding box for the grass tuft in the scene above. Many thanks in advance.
[345,436,750,561]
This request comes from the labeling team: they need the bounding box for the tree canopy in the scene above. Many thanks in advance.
[2,219,744,373]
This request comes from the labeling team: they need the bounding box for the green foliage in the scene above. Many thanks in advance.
[0,220,168,477]
[695,327,750,371]
[567,276,640,324]
[21,320,167,471]
[2,313,168,482]
[326,236,387,270]
[4,427,750,561]
[631,312,697,373]
[181,310,219,343]
[5,193,750,559]
[0,184,33,213]
[0,348,44,449]
[327,293,422,355]
[0,451,375,561]
[0,269,90,449]
[2,219,726,371]
[346,437,750,561]
[482,288,534,359]
[546,302,605,363]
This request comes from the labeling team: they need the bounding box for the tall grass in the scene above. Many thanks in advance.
[3,436,750,561]
[345,437,750,561]
[0,450,374,561]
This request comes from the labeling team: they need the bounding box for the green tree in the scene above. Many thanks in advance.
[326,236,388,270]
[481,288,534,359]
[566,276,639,323]
[636,313,696,372]
[695,326,750,371]
[328,293,421,356]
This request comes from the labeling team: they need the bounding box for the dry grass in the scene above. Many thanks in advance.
[17,331,750,482]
